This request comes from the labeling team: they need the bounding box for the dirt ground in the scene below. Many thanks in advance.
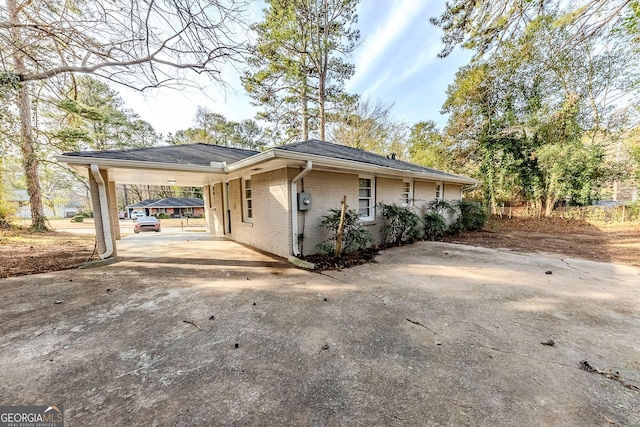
[445,217,640,267]
[0,236,638,425]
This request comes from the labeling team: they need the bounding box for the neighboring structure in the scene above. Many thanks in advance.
[57,140,478,259]
[126,198,205,218]
[10,190,83,219]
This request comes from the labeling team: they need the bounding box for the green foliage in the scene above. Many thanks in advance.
[243,0,360,142]
[450,200,487,233]
[167,107,266,150]
[0,199,15,228]
[156,213,170,219]
[432,0,637,59]
[422,212,448,241]
[440,14,635,216]
[0,72,20,91]
[70,215,84,223]
[425,199,454,217]
[408,120,454,171]
[50,77,160,151]
[316,208,372,256]
[378,203,423,245]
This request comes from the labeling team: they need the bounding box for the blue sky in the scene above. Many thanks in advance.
[119,0,471,136]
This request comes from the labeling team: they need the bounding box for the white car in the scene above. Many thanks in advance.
[131,211,145,219]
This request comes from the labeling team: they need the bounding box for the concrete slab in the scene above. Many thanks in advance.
[0,240,638,425]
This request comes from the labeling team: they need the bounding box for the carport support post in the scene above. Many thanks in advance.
[108,181,121,240]
[88,167,117,257]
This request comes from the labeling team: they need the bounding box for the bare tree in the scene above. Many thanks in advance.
[1,0,247,230]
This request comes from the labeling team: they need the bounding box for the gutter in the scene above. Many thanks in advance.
[90,165,114,259]
[460,182,479,200]
[461,183,479,193]
[272,149,478,185]
[57,155,227,173]
[291,161,312,257]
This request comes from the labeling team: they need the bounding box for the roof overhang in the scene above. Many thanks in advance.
[57,147,479,187]
[56,155,229,187]
[262,149,478,185]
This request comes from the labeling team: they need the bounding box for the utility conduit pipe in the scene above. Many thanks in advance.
[291,161,312,257]
[90,164,114,259]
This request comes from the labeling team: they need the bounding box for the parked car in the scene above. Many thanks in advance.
[118,211,125,220]
[131,210,145,219]
[134,216,161,233]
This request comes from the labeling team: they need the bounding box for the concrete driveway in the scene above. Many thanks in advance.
[0,236,638,426]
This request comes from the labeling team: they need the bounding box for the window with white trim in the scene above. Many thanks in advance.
[243,178,253,221]
[435,183,441,200]
[358,177,375,221]
[401,180,413,207]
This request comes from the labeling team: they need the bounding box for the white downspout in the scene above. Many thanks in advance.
[461,182,478,198]
[291,161,312,257]
[90,164,114,259]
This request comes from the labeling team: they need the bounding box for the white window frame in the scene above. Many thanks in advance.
[401,180,413,207]
[358,176,375,221]
[243,178,253,222]
[435,182,442,200]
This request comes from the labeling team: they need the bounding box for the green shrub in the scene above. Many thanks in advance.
[0,199,15,228]
[70,215,84,223]
[452,200,487,232]
[156,213,170,219]
[625,202,640,221]
[423,212,447,240]
[378,203,423,245]
[425,199,454,217]
[316,208,372,256]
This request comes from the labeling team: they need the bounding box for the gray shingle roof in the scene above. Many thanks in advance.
[127,199,159,208]
[128,198,204,208]
[276,139,466,180]
[63,143,258,166]
[61,140,475,183]
[146,198,204,208]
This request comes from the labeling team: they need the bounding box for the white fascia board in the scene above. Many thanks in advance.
[269,149,479,185]
[224,150,277,172]
[56,155,227,173]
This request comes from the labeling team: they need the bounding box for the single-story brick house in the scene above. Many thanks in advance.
[126,198,205,218]
[57,140,478,259]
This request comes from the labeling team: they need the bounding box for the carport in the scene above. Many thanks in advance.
[57,145,259,259]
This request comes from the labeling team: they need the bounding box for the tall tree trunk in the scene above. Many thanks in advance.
[7,0,47,231]
[318,73,325,141]
[301,69,309,140]
[544,195,555,217]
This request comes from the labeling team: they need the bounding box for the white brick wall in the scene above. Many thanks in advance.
[205,168,465,257]
[228,169,292,258]
[296,170,359,256]
[414,180,437,213]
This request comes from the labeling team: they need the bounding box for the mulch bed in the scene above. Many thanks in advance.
[303,248,378,270]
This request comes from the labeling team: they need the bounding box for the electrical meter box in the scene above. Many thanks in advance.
[297,192,312,211]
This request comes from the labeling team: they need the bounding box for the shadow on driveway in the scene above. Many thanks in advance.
[0,240,638,426]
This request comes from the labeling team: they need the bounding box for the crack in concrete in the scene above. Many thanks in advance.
[560,258,639,284]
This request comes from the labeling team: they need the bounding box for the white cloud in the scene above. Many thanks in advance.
[395,43,442,84]
[347,0,427,91]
